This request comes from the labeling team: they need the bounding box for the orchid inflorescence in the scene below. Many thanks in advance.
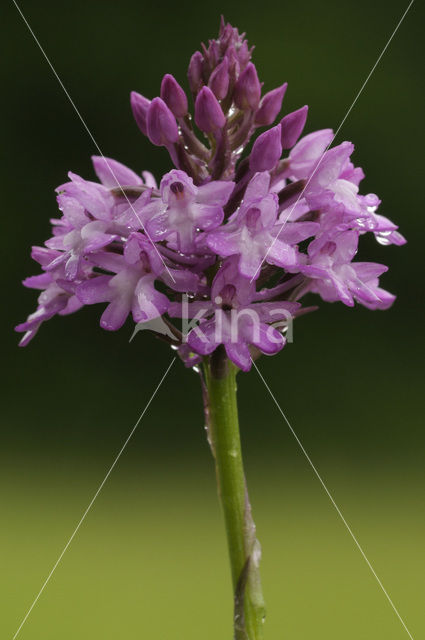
[16,18,405,371]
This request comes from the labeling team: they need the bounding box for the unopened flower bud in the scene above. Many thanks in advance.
[255,84,287,126]
[250,124,282,172]
[146,97,179,146]
[160,74,188,118]
[281,105,308,149]
[194,86,226,133]
[234,62,261,110]
[188,51,204,94]
[226,47,240,83]
[208,58,230,100]
[130,91,150,136]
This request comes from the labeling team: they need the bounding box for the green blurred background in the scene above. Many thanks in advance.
[1,0,424,638]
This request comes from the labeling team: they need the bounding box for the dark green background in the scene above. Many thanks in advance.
[1,1,424,638]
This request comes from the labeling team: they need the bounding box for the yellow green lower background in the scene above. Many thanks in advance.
[2,453,423,639]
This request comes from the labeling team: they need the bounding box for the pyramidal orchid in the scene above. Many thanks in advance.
[16,18,405,639]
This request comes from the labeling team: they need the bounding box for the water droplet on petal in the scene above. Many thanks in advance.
[376,231,391,246]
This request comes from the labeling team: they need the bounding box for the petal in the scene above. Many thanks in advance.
[77,275,112,304]
[250,301,300,322]
[332,179,361,214]
[60,173,112,221]
[206,228,241,257]
[279,221,319,244]
[358,286,395,310]
[238,247,264,279]
[249,324,285,355]
[59,295,84,316]
[267,239,298,268]
[333,231,358,263]
[225,342,252,371]
[162,269,199,292]
[88,252,125,273]
[194,204,224,230]
[372,214,398,231]
[100,298,130,330]
[44,253,67,272]
[351,262,388,280]
[289,129,334,178]
[23,273,53,289]
[308,141,354,192]
[92,156,143,188]
[133,276,169,321]
[245,172,271,202]
[64,253,80,280]
[116,190,156,229]
[187,320,219,355]
[196,180,235,206]
[17,326,40,347]
[252,192,278,228]
[45,235,65,250]
[57,195,88,228]
[142,171,158,189]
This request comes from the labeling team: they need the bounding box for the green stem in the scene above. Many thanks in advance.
[203,348,265,639]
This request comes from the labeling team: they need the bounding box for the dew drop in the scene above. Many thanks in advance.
[376,231,391,246]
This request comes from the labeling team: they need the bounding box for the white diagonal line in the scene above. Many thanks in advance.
[11,356,176,640]
[250,0,415,282]
[252,359,414,639]
[11,0,176,283]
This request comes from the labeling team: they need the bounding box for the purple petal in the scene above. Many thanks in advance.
[351,262,388,280]
[267,239,298,268]
[289,129,334,178]
[160,74,188,118]
[194,204,224,230]
[279,222,319,244]
[147,98,179,147]
[196,180,235,206]
[23,273,53,289]
[250,125,282,172]
[77,275,112,304]
[309,142,354,192]
[131,91,150,136]
[100,299,131,330]
[187,320,219,355]
[206,228,241,257]
[194,87,226,132]
[244,172,271,202]
[255,84,287,126]
[225,342,252,371]
[234,62,261,110]
[92,156,143,188]
[281,106,308,149]
[208,58,230,100]
[248,324,285,355]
